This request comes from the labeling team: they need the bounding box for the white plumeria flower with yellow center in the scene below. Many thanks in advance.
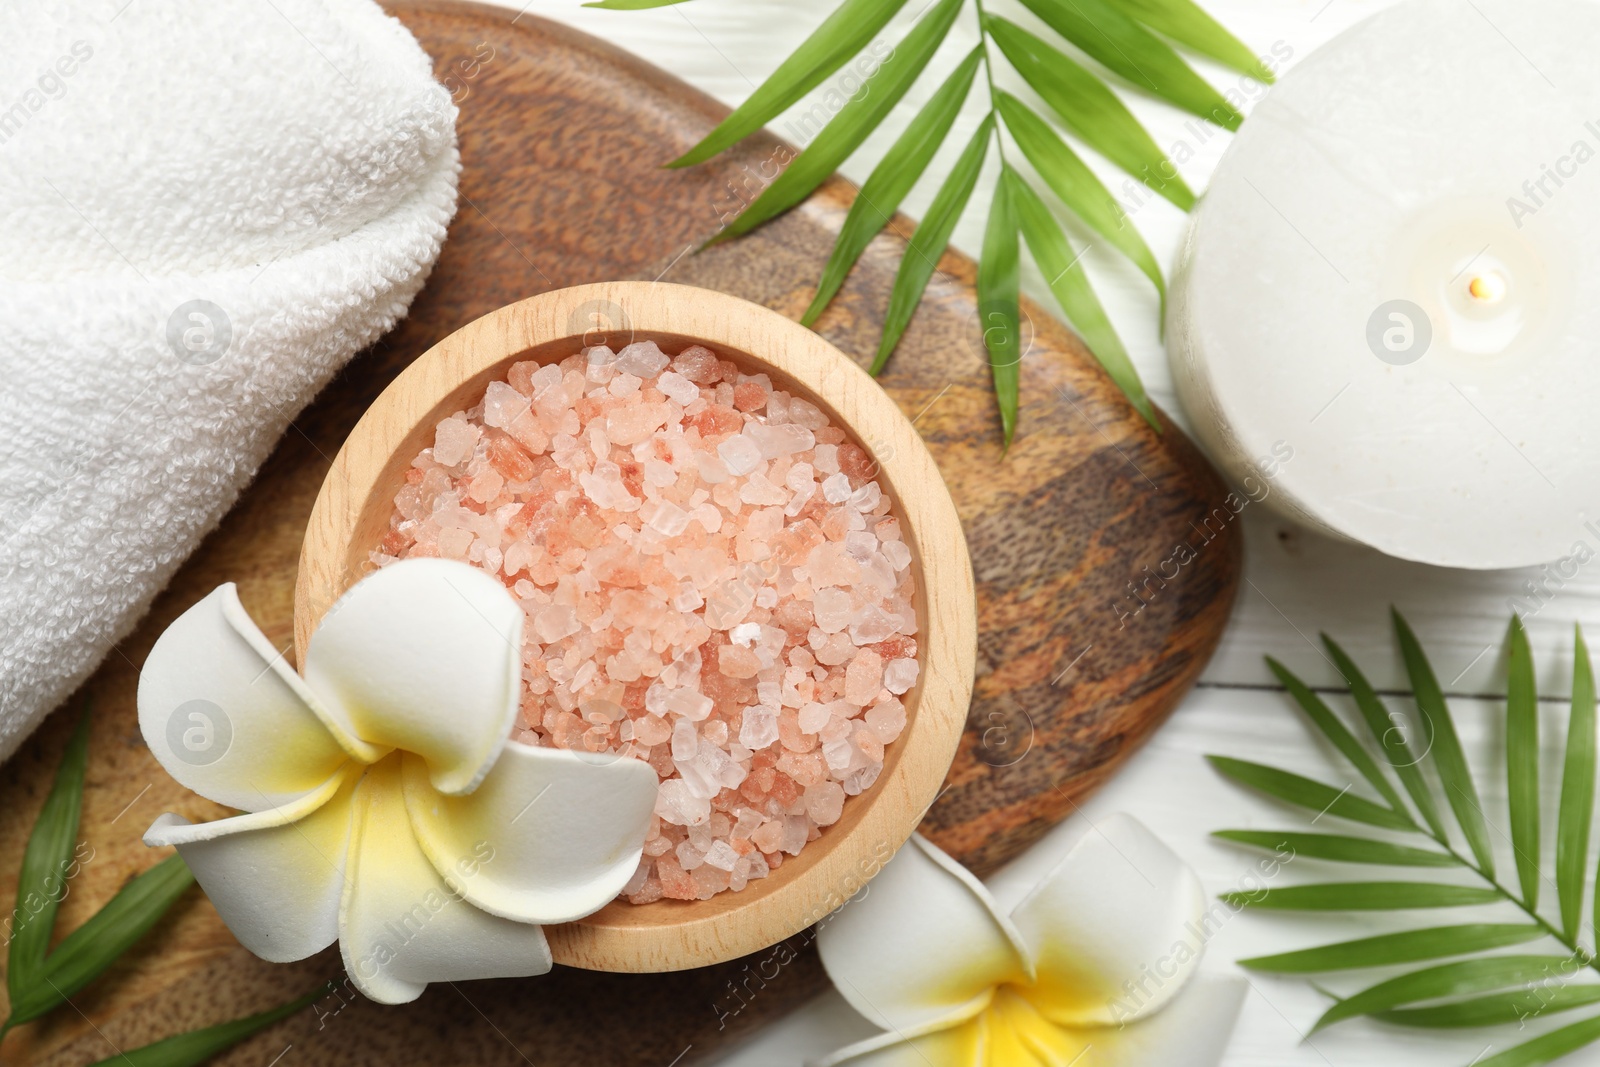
[137,558,658,1004]
[812,814,1245,1067]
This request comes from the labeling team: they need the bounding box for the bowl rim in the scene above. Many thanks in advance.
[294,281,975,971]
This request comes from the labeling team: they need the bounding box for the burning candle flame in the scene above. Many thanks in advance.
[1467,271,1507,304]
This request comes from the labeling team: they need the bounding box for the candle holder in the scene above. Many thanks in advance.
[294,282,977,971]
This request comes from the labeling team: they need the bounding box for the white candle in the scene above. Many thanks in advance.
[1168,0,1600,569]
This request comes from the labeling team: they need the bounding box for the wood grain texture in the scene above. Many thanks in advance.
[0,5,1240,1064]
[293,282,978,971]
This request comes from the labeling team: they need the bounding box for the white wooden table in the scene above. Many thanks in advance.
[515,3,1600,1061]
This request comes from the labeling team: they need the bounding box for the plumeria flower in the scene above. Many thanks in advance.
[137,558,657,1003]
[813,814,1244,1067]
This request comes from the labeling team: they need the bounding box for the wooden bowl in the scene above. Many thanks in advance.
[294,282,976,971]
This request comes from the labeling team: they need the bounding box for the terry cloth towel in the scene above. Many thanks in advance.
[0,0,460,762]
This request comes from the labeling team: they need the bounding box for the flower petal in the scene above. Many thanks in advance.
[401,743,658,924]
[143,762,361,963]
[1008,813,1207,1026]
[813,1009,986,1067]
[339,756,552,1004]
[1067,976,1246,1067]
[705,989,886,1065]
[303,559,522,796]
[817,834,1031,1032]
[137,583,373,811]
[985,988,1092,1064]
[809,977,1245,1067]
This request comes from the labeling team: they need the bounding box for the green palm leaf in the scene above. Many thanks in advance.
[8,703,91,1004]
[670,0,912,167]
[1004,167,1155,428]
[1506,614,1541,908]
[874,116,992,373]
[710,0,963,244]
[978,169,1023,446]
[802,47,982,327]
[995,92,1165,304]
[1106,0,1275,81]
[1220,882,1502,911]
[1205,756,1413,830]
[1223,615,1600,1065]
[1562,624,1596,942]
[1324,632,1448,839]
[985,15,1193,209]
[1477,1012,1600,1067]
[1238,924,1547,973]
[8,855,195,1025]
[1267,656,1409,816]
[1013,0,1242,129]
[0,712,326,1067]
[85,986,328,1067]
[600,0,1272,434]
[1311,956,1579,1032]
[1394,608,1496,876]
[1213,830,1452,867]
[1376,983,1600,1029]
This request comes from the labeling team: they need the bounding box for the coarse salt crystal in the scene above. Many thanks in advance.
[647,683,714,721]
[438,528,473,559]
[671,719,698,761]
[696,451,731,484]
[798,701,832,733]
[606,402,667,447]
[717,435,762,477]
[703,839,740,871]
[733,807,764,839]
[811,587,852,634]
[691,502,722,533]
[657,370,699,405]
[376,339,919,903]
[849,604,898,645]
[644,459,676,487]
[845,649,885,706]
[849,482,882,512]
[865,698,906,743]
[534,604,580,643]
[748,422,816,459]
[780,815,809,854]
[786,397,828,430]
[805,781,846,826]
[615,341,670,378]
[656,779,711,826]
[483,381,527,428]
[648,499,691,536]
[884,657,919,694]
[739,472,788,507]
[739,706,779,749]
[433,417,478,467]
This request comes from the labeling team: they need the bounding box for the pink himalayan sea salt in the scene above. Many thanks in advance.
[374,339,920,902]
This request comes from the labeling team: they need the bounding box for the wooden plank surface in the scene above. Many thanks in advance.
[0,6,1240,1064]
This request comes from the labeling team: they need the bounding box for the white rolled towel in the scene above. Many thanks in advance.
[0,0,460,761]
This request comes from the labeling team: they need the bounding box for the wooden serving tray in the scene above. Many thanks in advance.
[0,6,1240,1065]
